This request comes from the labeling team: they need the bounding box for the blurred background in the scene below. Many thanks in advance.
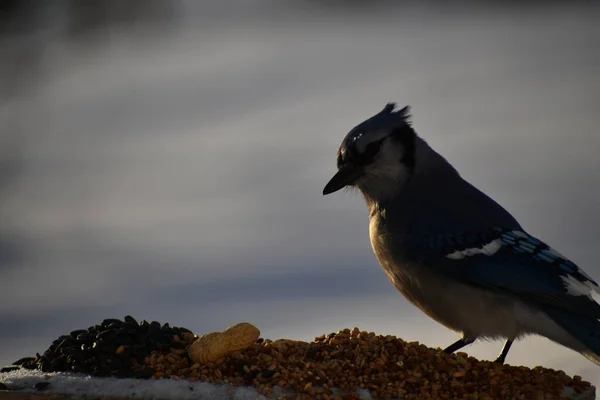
[1,0,599,389]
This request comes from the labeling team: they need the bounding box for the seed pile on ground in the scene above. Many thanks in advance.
[3,320,593,400]
[12,316,196,379]
[146,328,591,400]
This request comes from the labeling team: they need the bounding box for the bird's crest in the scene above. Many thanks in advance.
[343,103,412,154]
[379,103,412,125]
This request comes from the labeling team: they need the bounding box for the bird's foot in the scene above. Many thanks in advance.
[443,338,474,354]
[493,355,506,364]
[493,339,513,365]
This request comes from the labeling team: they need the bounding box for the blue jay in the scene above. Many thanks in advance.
[323,103,600,365]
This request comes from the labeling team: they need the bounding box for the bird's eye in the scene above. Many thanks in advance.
[362,141,381,158]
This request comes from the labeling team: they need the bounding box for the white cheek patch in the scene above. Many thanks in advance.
[446,239,503,260]
[561,274,600,303]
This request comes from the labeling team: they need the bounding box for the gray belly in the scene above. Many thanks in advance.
[382,259,524,339]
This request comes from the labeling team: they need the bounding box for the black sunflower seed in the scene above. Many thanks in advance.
[9,316,195,379]
[12,356,35,366]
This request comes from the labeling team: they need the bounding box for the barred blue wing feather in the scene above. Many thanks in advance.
[498,230,596,287]
[406,229,600,319]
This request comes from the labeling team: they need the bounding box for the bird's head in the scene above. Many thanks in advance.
[323,103,417,202]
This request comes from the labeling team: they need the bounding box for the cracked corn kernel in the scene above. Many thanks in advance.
[145,327,592,400]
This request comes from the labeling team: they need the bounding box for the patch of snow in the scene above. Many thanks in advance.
[0,368,377,400]
[0,368,593,400]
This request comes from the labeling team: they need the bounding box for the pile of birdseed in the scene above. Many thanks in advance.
[145,327,592,400]
[10,316,196,379]
[4,318,593,400]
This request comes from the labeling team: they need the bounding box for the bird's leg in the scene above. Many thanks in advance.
[493,339,513,364]
[443,337,475,354]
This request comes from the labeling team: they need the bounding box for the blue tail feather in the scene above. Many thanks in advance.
[545,307,600,365]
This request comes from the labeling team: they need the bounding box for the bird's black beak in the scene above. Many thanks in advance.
[323,165,362,195]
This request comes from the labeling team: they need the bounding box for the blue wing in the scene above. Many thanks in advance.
[406,229,600,319]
